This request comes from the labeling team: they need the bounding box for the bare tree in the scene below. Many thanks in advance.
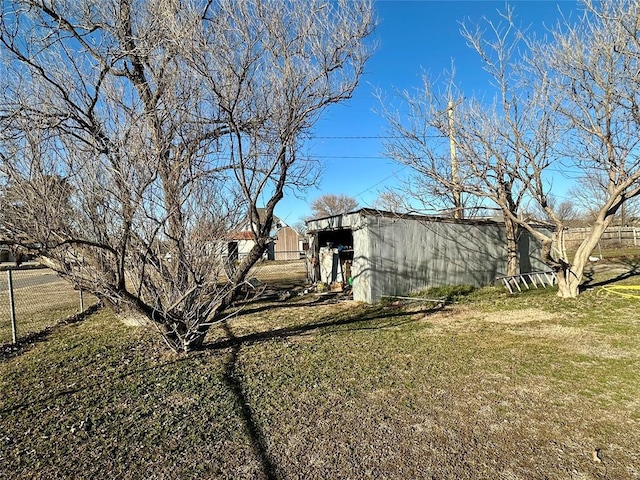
[379,8,551,276]
[0,0,374,351]
[292,221,308,236]
[372,189,409,213]
[531,196,580,225]
[380,1,640,295]
[444,0,640,296]
[457,6,566,278]
[569,176,640,225]
[376,69,482,219]
[308,193,359,219]
[505,0,640,297]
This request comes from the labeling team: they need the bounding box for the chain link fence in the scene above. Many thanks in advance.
[1,258,309,345]
[0,267,97,345]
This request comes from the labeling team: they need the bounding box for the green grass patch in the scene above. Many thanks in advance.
[415,284,477,302]
[575,245,640,261]
[0,304,78,344]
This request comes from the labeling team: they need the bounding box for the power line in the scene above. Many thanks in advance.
[311,156,587,174]
[313,155,389,160]
[310,135,397,139]
[353,167,408,199]
[309,135,444,140]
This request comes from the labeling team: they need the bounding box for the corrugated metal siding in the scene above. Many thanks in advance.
[351,216,372,302]
[306,211,362,232]
[358,215,547,303]
[309,210,549,303]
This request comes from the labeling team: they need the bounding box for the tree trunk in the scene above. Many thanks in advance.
[166,325,209,353]
[504,216,519,276]
[554,264,582,298]
[554,216,612,298]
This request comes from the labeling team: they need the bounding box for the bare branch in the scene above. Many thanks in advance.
[0,0,374,351]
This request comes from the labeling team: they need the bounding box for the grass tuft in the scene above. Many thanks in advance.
[416,284,477,302]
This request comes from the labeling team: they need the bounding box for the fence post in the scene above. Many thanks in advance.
[8,270,17,344]
[79,289,84,313]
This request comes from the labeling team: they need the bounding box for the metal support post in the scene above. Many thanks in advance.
[8,270,17,344]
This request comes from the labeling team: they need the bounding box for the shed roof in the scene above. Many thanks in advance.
[306,208,553,233]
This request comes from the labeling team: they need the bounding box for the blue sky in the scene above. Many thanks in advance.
[276,0,582,226]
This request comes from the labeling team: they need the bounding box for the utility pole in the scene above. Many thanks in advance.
[448,99,463,219]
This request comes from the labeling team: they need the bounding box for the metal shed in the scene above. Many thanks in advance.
[306,209,549,303]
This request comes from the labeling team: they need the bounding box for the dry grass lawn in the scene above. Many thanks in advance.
[0,265,638,479]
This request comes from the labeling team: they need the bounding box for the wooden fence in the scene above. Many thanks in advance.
[563,226,639,248]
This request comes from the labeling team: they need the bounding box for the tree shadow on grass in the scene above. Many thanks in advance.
[209,300,443,351]
[231,293,330,317]
[221,320,279,480]
[3,291,442,480]
[209,297,445,480]
[580,260,640,292]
